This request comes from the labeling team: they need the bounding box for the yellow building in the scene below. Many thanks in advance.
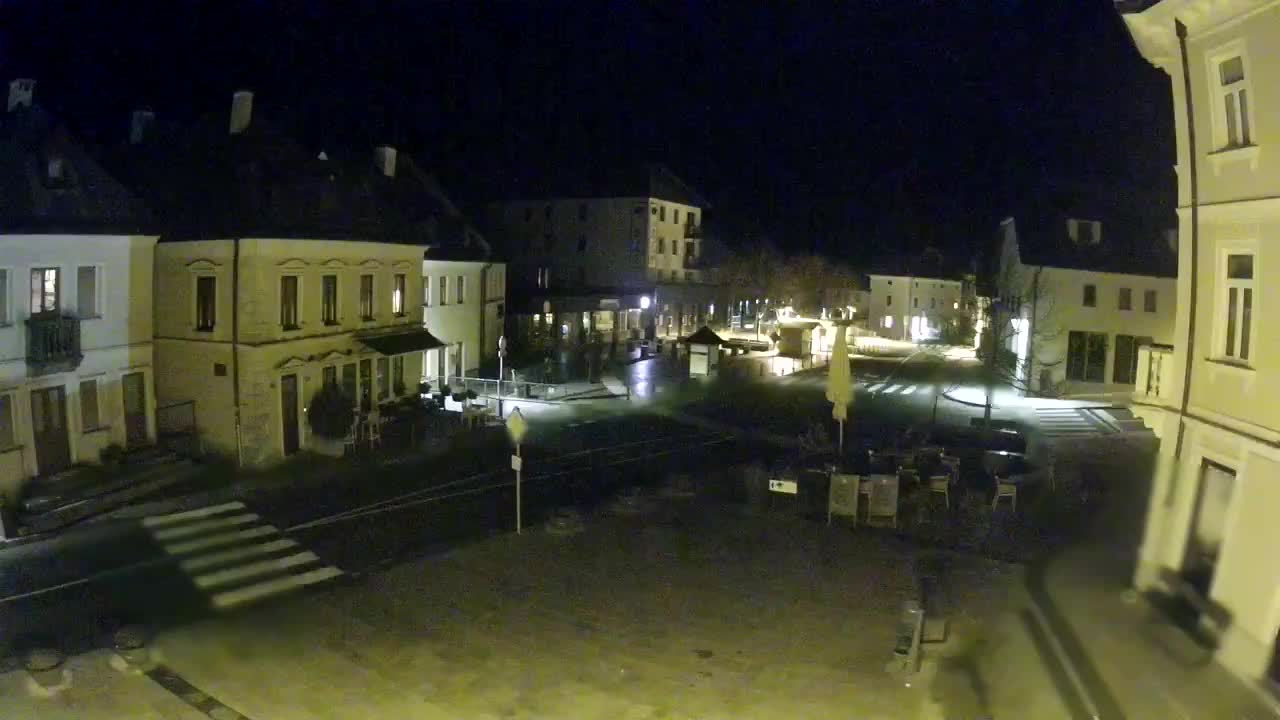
[1121,0,1280,690]
[118,91,474,467]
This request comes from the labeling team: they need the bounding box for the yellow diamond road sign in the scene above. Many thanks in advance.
[506,407,528,444]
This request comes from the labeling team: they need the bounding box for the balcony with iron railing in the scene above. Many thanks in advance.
[683,222,702,239]
[1133,343,1175,407]
[26,313,82,376]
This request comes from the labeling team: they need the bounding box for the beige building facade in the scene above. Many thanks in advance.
[421,255,506,385]
[153,239,426,467]
[1121,0,1280,693]
[867,274,964,342]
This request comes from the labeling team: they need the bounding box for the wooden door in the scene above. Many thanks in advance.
[30,386,71,475]
[122,372,148,446]
[280,373,300,456]
[1113,335,1137,385]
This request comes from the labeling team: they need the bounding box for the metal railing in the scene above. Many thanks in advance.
[421,375,568,404]
[26,313,81,373]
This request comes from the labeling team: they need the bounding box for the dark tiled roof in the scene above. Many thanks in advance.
[500,163,708,207]
[1113,0,1163,13]
[107,111,491,259]
[684,326,725,345]
[0,105,152,234]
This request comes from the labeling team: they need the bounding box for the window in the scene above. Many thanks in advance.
[883,315,894,329]
[30,267,59,314]
[689,212,697,226]
[524,207,533,222]
[195,276,216,331]
[1217,54,1251,148]
[1118,287,1132,311]
[686,241,695,257]
[0,394,14,450]
[886,295,893,307]
[80,379,100,431]
[77,266,99,317]
[391,355,404,394]
[322,275,338,325]
[423,276,432,307]
[341,363,357,405]
[1082,284,1097,307]
[280,275,299,329]
[377,357,389,400]
[322,365,336,387]
[657,237,666,254]
[1068,219,1102,246]
[673,209,680,224]
[659,206,666,222]
[1223,253,1254,361]
[930,298,936,309]
[0,268,8,324]
[439,276,448,305]
[360,274,375,320]
[671,239,677,256]
[577,235,586,253]
[456,275,465,303]
[913,297,919,309]
[1066,331,1107,382]
[392,273,406,316]
[1185,460,1236,595]
[1144,289,1157,313]
[578,202,588,221]
[543,204,552,220]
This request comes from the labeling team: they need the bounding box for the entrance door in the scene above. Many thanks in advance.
[1113,335,1138,384]
[122,372,148,446]
[30,386,71,475]
[280,373,300,456]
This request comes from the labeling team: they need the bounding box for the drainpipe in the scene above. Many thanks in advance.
[232,237,243,468]
[1172,18,1200,465]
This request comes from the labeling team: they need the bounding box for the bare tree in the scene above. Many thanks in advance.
[978,259,1062,428]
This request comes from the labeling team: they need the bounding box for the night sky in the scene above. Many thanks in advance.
[1,0,1173,267]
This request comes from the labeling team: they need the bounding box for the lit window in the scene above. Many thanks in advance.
[30,267,59,314]
[1223,253,1254,362]
[392,273,406,316]
[883,315,894,329]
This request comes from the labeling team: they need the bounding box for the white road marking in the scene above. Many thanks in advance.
[195,551,319,590]
[211,566,344,610]
[867,383,885,392]
[180,538,299,572]
[151,513,261,541]
[882,384,903,394]
[899,385,918,395]
[142,501,247,528]
[162,526,278,555]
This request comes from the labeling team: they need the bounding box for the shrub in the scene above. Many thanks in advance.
[307,383,355,440]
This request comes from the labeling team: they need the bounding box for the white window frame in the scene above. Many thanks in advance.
[359,273,376,321]
[0,391,15,451]
[0,267,11,325]
[423,275,432,307]
[193,273,217,332]
[279,272,302,331]
[456,275,465,304]
[76,264,103,319]
[1206,40,1255,151]
[392,273,406,317]
[439,275,448,306]
[321,273,339,326]
[1218,248,1256,364]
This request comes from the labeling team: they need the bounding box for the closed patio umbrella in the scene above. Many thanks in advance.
[826,324,854,458]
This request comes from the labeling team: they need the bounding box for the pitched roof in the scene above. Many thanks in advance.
[107,110,492,258]
[0,104,152,234]
[684,326,725,345]
[499,162,708,207]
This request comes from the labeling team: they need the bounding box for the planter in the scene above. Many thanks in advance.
[309,435,346,458]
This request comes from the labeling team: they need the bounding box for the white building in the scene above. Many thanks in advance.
[1121,0,1280,692]
[997,214,1177,397]
[867,273,964,342]
[0,80,158,499]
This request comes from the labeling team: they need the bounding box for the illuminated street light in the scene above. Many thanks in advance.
[640,295,651,309]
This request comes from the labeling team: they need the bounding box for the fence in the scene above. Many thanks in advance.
[422,375,568,404]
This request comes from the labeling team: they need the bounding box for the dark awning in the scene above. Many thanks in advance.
[358,328,446,355]
[683,326,725,345]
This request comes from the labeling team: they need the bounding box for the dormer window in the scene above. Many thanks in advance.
[1067,218,1101,246]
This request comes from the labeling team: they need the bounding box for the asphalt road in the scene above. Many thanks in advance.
[0,409,742,658]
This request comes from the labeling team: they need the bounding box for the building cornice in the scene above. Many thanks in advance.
[1121,0,1280,68]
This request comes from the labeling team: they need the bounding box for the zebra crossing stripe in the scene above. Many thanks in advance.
[868,383,885,392]
[211,567,344,610]
[899,385,917,395]
[142,501,247,528]
[194,551,320,590]
[151,513,261,541]
[163,526,277,555]
[180,538,299,572]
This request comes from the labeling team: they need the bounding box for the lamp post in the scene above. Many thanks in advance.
[497,335,506,419]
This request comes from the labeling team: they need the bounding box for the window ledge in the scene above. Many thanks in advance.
[1207,144,1261,174]
[83,425,110,435]
[194,327,215,333]
[1204,357,1256,375]
[281,325,302,332]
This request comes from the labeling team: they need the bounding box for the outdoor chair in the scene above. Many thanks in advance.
[342,416,359,456]
[928,475,951,509]
[992,481,1017,512]
[365,411,383,449]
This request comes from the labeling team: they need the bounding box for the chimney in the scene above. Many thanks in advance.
[7,78,35,112]
[229,90,253,135]
[129,108,155,144]
[374,145,397,178]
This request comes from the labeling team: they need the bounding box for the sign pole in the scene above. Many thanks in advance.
[515,442,523,534]
[506,407,528,536]
[497,336,506,419]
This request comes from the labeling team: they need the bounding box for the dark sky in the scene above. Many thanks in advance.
[1,0,1173,267]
